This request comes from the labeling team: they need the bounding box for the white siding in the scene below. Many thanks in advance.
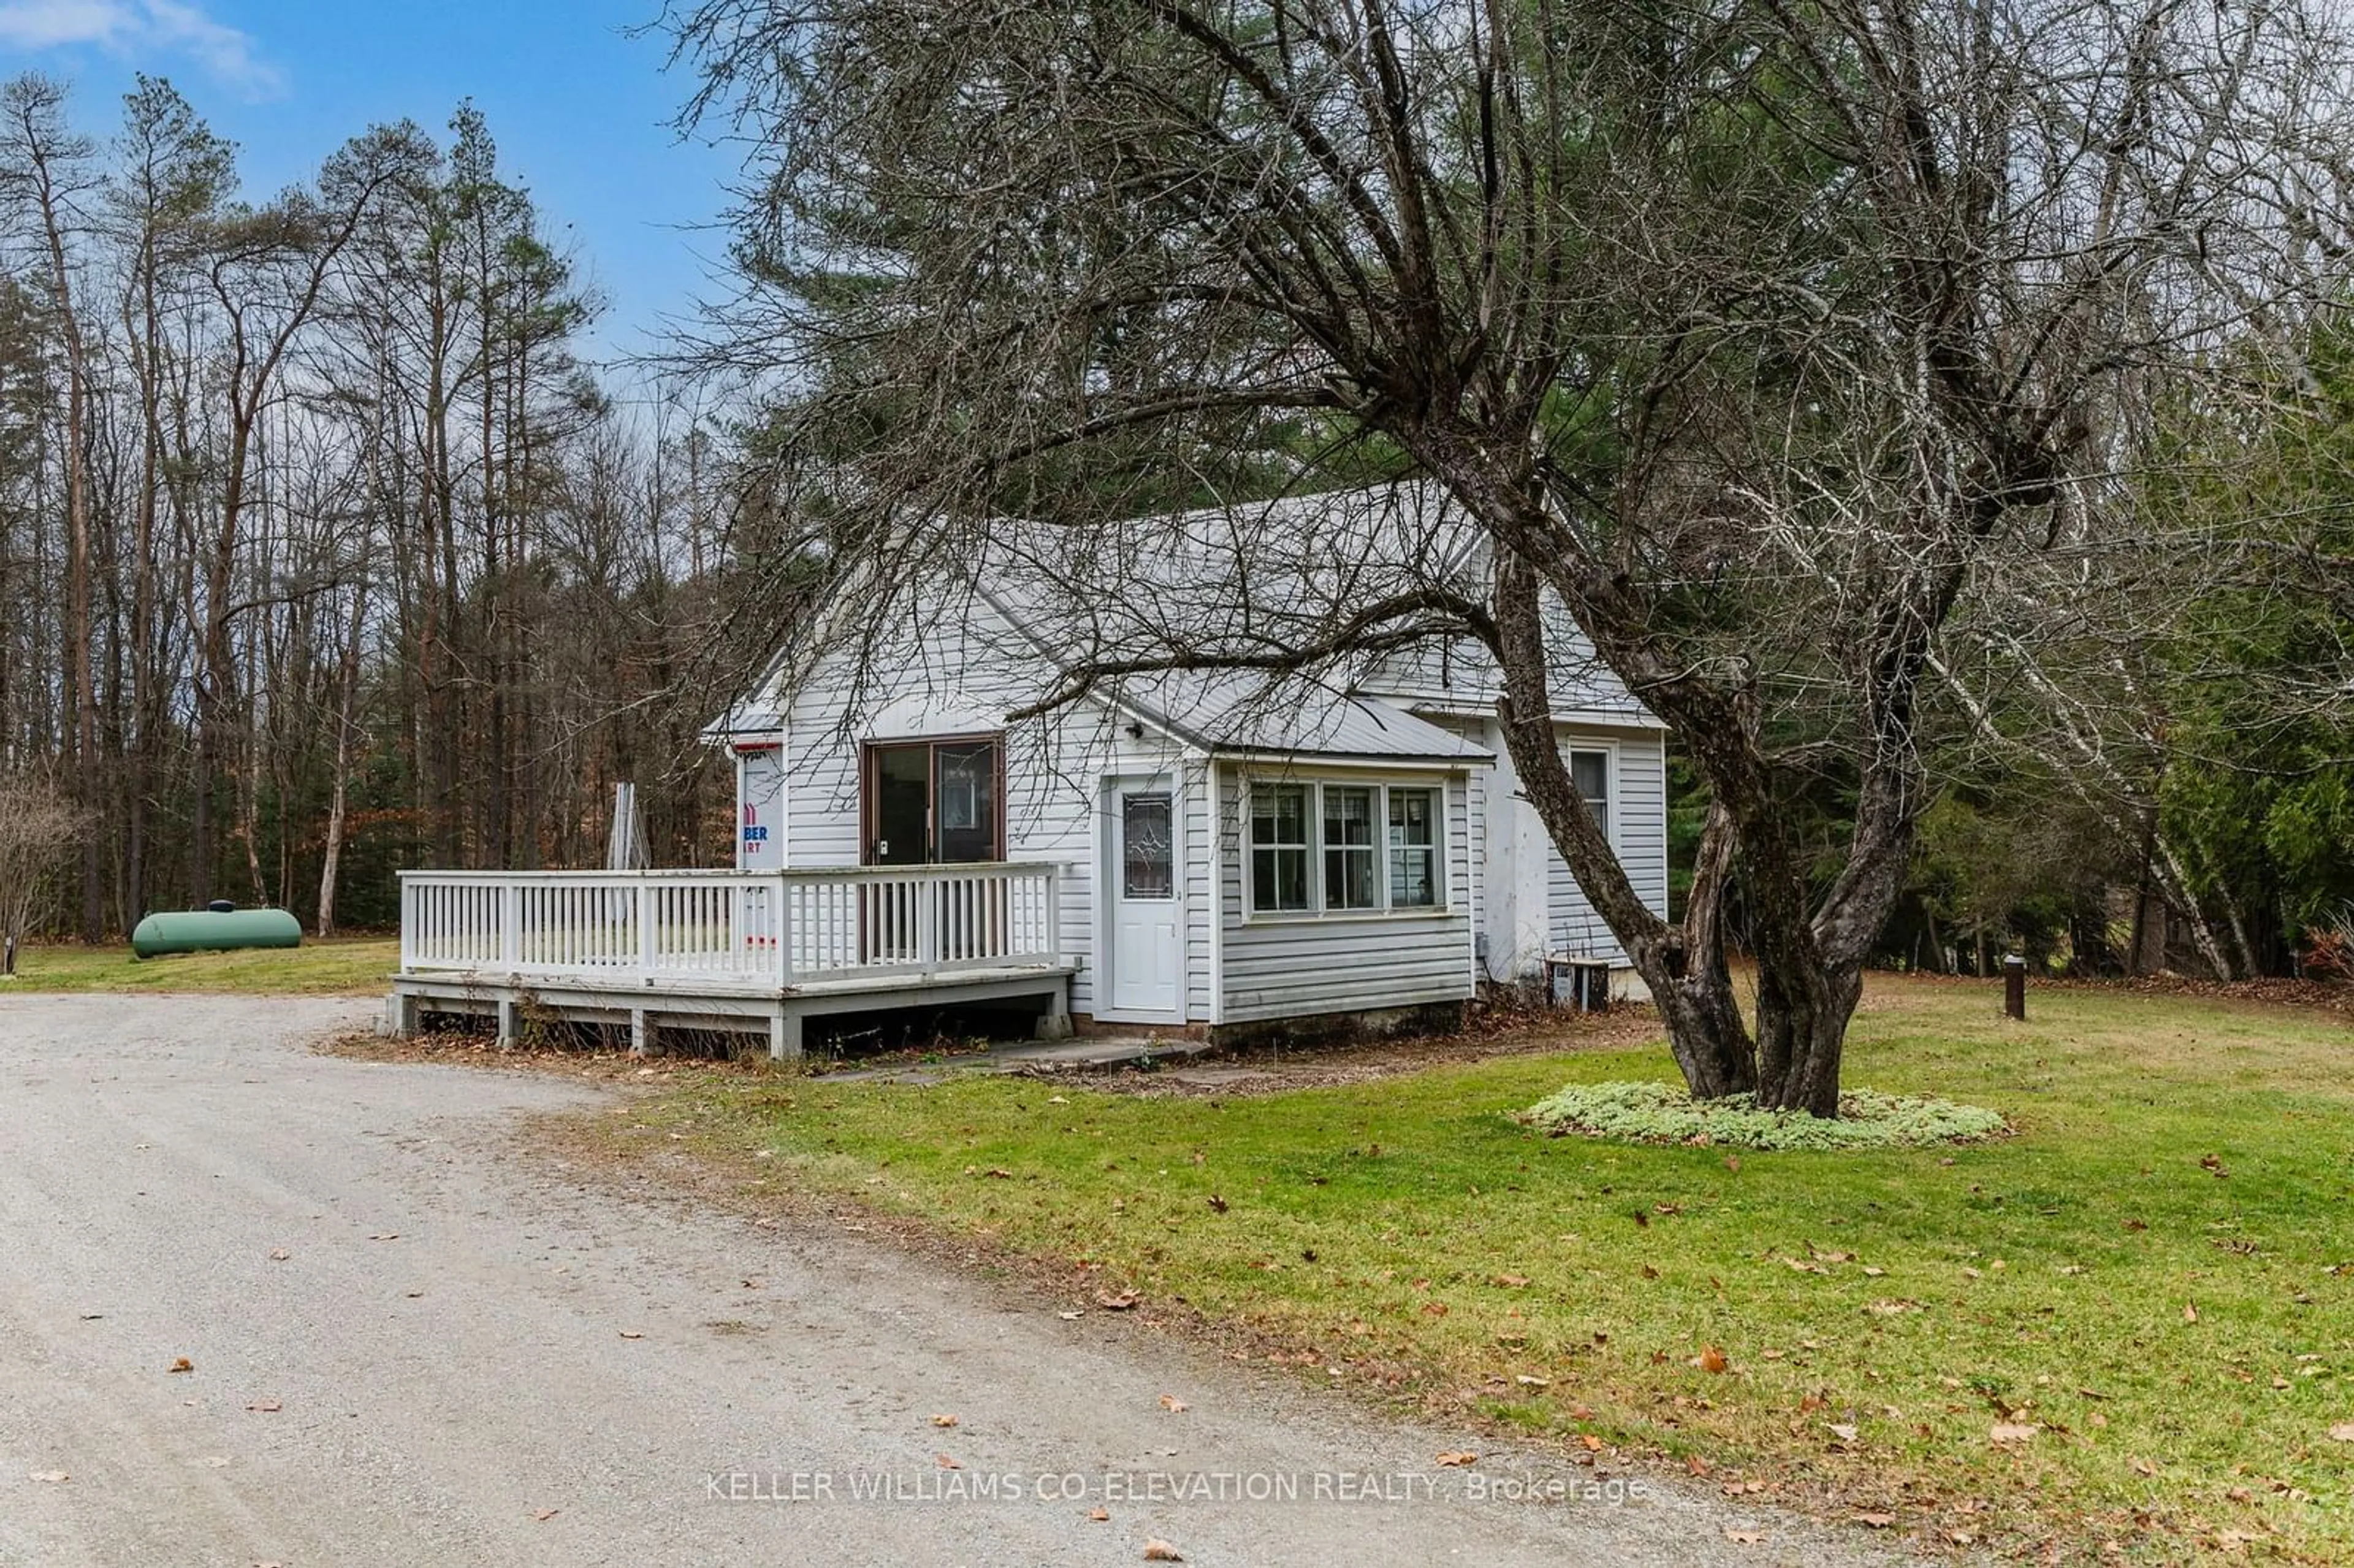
[1544,727,1669,965]
[748,577,1670,1028]
[771,592,1195,1019]
[1183,758,1216,1021]
[1214,767,1477,1023]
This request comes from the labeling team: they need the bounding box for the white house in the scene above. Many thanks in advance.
[387,486,1667,1054]
[714,488,1668,1037]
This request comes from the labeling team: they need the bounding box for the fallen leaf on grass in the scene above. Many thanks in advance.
[2326,1422,2354,1442]
[1057,1310,1084,1321]
[2184,1302,2200,1323]
[1514,1374,1551,1388]
[1578,1434,1604,1452]
[29,1471,67,1483]
[245,1399,281,1413]
[1697,1345,1729,1374]
[1856,1512,1895,1528]
[1491,1273,1529,1288]
[1990,1422,2041,1444]
[1827,1423,1859,1444]
[1206,1194,1229,1213]
[1143,1541,1184,1562]
[1159,1394,1188,1413]
[167,1357,194,1374]
[1095,1290,1139,1311]
[1435,1450,1479,1467]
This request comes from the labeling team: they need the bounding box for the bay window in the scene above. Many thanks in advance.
[1247,777,1446,916]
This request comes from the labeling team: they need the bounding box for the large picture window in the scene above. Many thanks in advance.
[1247,778,1446,916]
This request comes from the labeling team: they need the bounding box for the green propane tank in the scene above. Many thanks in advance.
[130,907,303,959]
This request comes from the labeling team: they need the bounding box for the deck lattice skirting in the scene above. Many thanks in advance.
[389,865,1073,1057]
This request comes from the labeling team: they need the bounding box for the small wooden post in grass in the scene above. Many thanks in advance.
[2003,953,2027,1020]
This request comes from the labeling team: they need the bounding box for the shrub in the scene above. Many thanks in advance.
[1520,1079,2008,1151]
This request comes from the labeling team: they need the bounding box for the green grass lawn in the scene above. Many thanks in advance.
[2,936,398,995]
[612,976,2354,1562]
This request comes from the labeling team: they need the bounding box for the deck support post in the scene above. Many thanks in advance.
[630,1008,654,1057]
[1035,980,1073,1040]
[384,990,421,1040]
[496,997,522,1048]
[769,1007,804,1063]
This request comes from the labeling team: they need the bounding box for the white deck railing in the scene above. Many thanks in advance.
[397,864,1064,990]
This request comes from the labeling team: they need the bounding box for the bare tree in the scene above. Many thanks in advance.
[1,74,102,943]
[668,0,2353,1110]
[0,772,77,975]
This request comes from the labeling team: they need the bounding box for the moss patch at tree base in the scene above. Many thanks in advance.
[1520,1079,2008,1150]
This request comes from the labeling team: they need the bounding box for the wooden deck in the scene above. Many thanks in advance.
[389,865,1072,1057]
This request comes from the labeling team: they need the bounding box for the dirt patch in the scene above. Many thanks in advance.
[321,1002,1664,1095]
[1087,1003,1660,1097]
[318,1029,755,1086]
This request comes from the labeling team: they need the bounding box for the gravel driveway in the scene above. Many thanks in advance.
[0,994,1922,1567]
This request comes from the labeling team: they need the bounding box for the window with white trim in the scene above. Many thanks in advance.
[1569,749,1611,839]
[1387,787,1440,908]
[1246,778,1447,916]
[1322,786,1378,909]
[1249,783,1311,911]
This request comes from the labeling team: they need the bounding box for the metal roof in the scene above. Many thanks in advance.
[1102,669,1490,762]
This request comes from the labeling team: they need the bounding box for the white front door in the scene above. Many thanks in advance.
[1105,782,1182,1019]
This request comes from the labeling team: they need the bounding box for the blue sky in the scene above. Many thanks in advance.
[0,0,742,367]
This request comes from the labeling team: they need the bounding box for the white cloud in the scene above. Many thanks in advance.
[0,0,286,99]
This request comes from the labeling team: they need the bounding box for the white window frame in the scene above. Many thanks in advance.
[1243,774,1450,921]
[1565,742,1616,847]
[1246,779,1313,913]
